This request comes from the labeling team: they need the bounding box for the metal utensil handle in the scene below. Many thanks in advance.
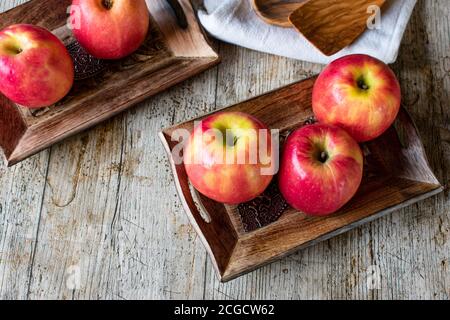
[166,0,189,29]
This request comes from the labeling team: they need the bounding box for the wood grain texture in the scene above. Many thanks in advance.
[204,0,449,299]
[289,0,386,56]
[0,0,449,300]
[0,0,49,301]
[252,0,306,27]
[161,77,442,281]
[0,0,219,166]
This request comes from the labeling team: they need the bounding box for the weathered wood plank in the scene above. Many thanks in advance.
[0,0,49,300]
[380,0,449,299]
[0,0,26,12]
[0,153,49,300]
[0,0,218,300]
[203,0,449,299]
[25,69,219,299]
[0,0,448,300]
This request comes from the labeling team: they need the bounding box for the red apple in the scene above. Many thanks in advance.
[279,123,363,216]
[0,24,74,109]
[184,112,275,204]
[312,54,401,142]
[71,0,150,60]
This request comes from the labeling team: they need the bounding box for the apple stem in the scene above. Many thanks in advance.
[357,78,369,91]
[319,151,328,163]
[101,0,113,10]
[3,43,22,55]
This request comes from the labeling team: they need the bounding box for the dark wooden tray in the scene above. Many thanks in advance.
[0,0,219,166]
[160,76,443,282]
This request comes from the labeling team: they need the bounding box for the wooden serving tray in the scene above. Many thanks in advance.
[160,76,443,282]
[0,0,219,166]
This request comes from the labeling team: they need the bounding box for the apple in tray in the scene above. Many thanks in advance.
[279,124,363,216]
[312,54,401,142]
[71,0,150,60]
[184,112,275,204]
[0,24,74,109]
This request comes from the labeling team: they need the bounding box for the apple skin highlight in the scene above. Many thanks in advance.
[71,0,150,60]
[312,54,401,142]
[184,112,275,204]
[0,24,74,109]
[278,123,363,216]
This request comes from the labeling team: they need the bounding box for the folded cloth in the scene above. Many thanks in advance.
[197,0,417,64]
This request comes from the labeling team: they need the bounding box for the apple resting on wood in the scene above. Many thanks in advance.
[312,54,401,142]
[0,24,74,109]
[184,112,275,204]
[71,0,150,60]
[279,124,363,216]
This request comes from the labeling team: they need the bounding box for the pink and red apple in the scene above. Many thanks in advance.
[279,123,363,216]
[184,112,275,204]
[312,54,401,142]
[71,0,150,60]
[0,24,74,109]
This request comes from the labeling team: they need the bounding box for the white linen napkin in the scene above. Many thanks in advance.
[197,0,417,64]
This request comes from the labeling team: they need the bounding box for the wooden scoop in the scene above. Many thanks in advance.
[253,0,386,56]
[252,0,306,27]
[289,0,386,56]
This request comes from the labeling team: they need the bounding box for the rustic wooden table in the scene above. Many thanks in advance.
[0,0,448,300]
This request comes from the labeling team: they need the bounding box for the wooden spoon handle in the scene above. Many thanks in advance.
[252,0,306,28]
